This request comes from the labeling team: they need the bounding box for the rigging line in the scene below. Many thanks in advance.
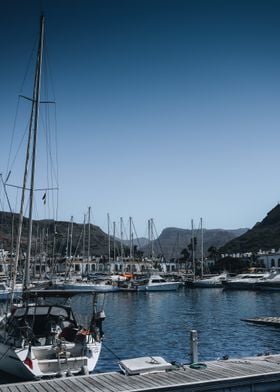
[6,34,37,192]
[0,174,13,213]
[19,35,38,95]
[8,119,30,176]
[5,96,20,178]
[44,36,57,101]
[131,219,141,250]
[152,221,165,260]
[73,226,84,258]
[102,341,121,361]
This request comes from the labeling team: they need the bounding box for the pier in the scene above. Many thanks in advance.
[2,354,280,392]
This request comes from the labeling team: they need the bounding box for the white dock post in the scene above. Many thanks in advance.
[190,329,198,363]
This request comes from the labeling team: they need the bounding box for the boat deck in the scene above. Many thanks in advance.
[242,316,280,327]
[2,354,280,391]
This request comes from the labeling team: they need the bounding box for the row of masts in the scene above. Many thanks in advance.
[63,212,157,262]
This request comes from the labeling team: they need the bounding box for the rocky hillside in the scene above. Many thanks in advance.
[0,211,116,257]
[0,209,252,259]
[140,227,247,259]
[220,204,280,253]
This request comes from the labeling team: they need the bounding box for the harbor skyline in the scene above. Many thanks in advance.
[1,0,280,236]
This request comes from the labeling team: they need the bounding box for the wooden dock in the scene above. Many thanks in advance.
[242,316,280,327]
[2,354,280,391]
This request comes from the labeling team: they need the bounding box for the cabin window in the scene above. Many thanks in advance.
[271,259,275,267]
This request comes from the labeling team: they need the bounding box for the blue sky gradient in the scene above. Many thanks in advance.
[1,0,280,236]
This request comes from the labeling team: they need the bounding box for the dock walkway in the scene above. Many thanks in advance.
[2,354,280,392]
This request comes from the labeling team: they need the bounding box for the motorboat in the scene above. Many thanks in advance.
[53,277,120,293]
[255,271,280,291]
[189,272,228,288]
[136,274,180,291]
[222,272,270,290]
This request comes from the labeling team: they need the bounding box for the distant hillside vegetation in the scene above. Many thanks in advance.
[220,204,280,254]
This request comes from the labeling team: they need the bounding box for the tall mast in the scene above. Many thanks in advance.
[129,216,132,259]
[82,213,86,260]
[20,15,45,290]
[200,217,204,278]
[69,216,73,260]
[120,217,124,259]
[87,206,91,273]
[151,218,154,261]
[107,213,110,262]
[68,216,73,277]
[191,219,195,280]
[113,221,116,261]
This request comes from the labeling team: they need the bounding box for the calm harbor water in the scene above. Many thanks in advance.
[1,287,280,383]
[95,287,280,373]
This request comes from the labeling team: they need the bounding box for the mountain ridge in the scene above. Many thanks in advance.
[220,204,280,254]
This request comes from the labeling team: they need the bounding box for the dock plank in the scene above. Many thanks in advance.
[2,354,280,392]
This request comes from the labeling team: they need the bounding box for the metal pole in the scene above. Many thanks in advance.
[190,330,198,363]
[107,213,110,262]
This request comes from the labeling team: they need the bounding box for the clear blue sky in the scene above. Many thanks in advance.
[1,0,280,237]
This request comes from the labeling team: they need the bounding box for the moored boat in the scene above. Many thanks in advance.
[188,272,228,288]
[222,271,270,290]
[255,271,280,291]
[0,15,105,380]
[0,289,105,380]
[136,274,181,291]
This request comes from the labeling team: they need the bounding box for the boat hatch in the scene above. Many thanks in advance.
[119,356,173,375]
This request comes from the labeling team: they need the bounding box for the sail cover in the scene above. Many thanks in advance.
[70,293,95,328]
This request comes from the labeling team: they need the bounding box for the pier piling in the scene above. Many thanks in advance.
[190,329,198,363]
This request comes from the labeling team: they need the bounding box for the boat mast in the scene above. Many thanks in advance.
[68,215,73,277]
[107,213,110,262]
[113,221,116,261]
[87,206,91,272]
[129,216,132,259]
[191,219,195,280]
[120,217,124,260]
[23,15,45,290]
[200,217,204,278]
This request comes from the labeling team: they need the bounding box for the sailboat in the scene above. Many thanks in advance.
[0,15,104,380]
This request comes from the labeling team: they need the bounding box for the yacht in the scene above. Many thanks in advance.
[137,274,180,291]
[189,272,228,288]
[255,271,280,291]
[222,271,270,290]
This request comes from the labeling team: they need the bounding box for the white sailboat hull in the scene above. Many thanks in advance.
[0,340,102,380]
